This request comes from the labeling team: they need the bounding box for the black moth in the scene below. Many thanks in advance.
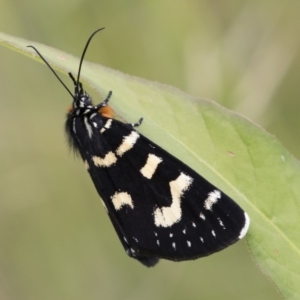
[28,28,250,267]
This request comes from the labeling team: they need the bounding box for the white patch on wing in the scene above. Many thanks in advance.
[154,172,193,227]
[199,213,206,220]
[100,119,112,134]
[92,152,117,167]
[238,212,250,239]
[140,154,162,179]
[84,116,93,138]
[90,113,97,119]
[187,241,191,247]
[111,192,134,211]
[116,131,139,156]
[204,190,221,210]
[218,217,225,229]
[73,118,76,134]
[84,160,89,170]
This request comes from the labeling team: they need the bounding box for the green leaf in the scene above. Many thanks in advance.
[1,31,300,299]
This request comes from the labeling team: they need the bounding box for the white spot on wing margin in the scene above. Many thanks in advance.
[238,212,250,239]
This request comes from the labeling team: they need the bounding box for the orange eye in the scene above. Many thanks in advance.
[99,105,114,118]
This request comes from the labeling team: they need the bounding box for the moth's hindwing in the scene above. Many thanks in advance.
[66,104,250,267]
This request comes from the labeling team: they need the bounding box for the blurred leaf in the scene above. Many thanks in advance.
[1,31,300,300]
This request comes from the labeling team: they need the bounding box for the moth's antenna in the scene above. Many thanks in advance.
[27,28,105,98]
[27,45,74,99]
[76,27,105,90]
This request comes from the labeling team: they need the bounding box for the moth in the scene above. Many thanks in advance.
[28,28,250,267]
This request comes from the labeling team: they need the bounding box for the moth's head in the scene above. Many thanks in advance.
[68,72,93,111]
[67,79,114,118]
[73,89,93,109]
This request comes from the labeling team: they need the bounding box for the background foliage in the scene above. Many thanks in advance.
[0,1,299,299]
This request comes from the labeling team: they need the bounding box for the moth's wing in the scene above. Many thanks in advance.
[72,117,160,266]
[82,118,249,265]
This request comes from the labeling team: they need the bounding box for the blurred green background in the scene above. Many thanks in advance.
[1,0,299,299]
